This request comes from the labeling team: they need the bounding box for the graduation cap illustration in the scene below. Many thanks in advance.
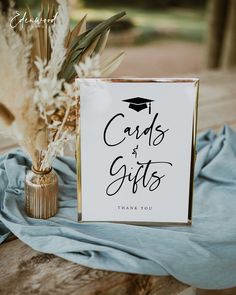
[122,97,154,114]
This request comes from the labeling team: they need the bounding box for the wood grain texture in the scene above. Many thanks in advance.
[0,239,188,295]
[197,69,236,132]
[197,288,236,295]
[0,70,236,295]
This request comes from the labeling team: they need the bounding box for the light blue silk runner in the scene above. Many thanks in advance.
[0,125,236,289]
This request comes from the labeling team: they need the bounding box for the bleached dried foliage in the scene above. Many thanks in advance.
[47,0,69,79]
[0,9,43,165]
[74,55,101,78]
[35,55,102,170]
[0,0,125,171]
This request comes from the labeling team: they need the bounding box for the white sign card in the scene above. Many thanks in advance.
[77,78,199,224]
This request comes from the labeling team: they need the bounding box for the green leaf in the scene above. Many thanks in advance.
[65,15,87,48]
[60,11,126,82]
[79,36,100,62]
[93,29,110,55]
[77,11,126,50]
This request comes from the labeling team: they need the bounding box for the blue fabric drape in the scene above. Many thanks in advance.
[0,125,236,289]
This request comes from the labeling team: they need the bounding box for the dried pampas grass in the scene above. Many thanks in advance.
[0,10,46,167]
[0,0,125,171]
[47,0,69,79]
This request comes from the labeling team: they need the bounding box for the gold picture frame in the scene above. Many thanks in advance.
[76,78,199,225]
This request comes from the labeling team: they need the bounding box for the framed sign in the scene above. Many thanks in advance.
[77,78,199,225]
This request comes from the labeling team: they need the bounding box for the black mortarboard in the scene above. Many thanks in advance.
[123,97,154,114]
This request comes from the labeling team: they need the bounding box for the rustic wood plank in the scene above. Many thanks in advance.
[0,239,188,295]
[197,98,236,131]
[199,70,236,106]
[197,69,236,132]
[0,136,17,154]
[196,288,236,295]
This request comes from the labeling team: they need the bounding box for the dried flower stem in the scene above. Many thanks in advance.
[54,104,71,142]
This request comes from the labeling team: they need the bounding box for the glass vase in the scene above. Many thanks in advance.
[25,167,58,219]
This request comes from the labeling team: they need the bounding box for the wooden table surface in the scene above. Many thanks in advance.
[0,70,236,295]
